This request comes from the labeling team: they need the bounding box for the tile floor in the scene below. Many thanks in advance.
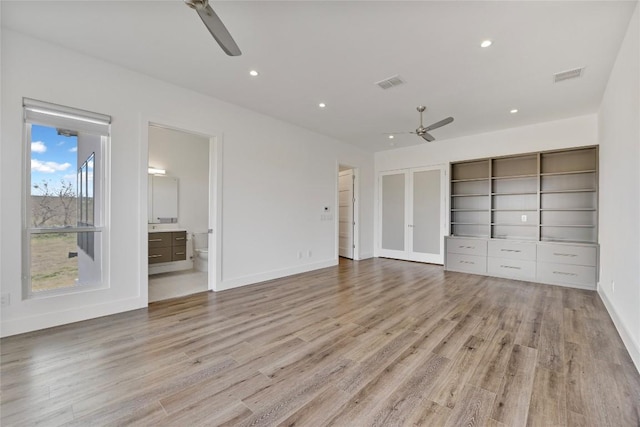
[148,269,208,302]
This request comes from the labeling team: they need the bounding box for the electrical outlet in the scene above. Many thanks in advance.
[521,215,527,222]
[297,251,303,259]
[1,293,10,307]
[308,250,312,257]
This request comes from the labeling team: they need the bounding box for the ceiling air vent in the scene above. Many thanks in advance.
[375,74,406,90]
[554,67,584,83]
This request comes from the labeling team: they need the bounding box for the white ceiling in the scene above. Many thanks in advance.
[2,1,637,151]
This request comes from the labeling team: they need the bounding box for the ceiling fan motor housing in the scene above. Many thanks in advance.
[184,0,207,10]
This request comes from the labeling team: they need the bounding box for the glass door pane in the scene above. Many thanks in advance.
[381,173,405,251]
[412,169,441,254]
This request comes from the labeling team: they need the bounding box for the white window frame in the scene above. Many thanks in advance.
[22,98,111,299]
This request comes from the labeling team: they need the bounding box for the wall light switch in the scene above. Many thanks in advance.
[521,215,527,222]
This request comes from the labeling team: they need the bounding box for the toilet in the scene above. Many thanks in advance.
[192,233,208,272]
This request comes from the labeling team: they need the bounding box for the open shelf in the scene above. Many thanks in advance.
[540,189,596,194]
[491,174,538,180]
[492,192,537,196]
[540,208,596,211]
[540,237,595,244]
[451,193,490,197]
[541,224,596,228]
[540,169,596,176]
[451,177,490,183]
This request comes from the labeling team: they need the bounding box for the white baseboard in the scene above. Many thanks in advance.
[218,259,338,292]
[358,252,374,260]
[598,289,640,374]
[0,297,146,338]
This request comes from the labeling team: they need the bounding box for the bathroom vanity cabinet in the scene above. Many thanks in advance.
[148,231,187,264]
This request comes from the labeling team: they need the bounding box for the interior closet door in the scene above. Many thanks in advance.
[409,167,445,263]
[379,171,408,259]
[378,166,445,264]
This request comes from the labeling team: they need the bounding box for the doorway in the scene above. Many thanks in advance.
[147,124,212,302]
[378,165,446,264]
[338,165,358,260]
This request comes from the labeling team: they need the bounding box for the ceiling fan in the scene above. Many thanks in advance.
[387,106,454,142]
[185,0,242,56]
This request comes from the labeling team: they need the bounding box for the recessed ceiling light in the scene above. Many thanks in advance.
[480,40,492,48]
[318,103,326,108]
[510,109,519,114]
[249,70,259,77]
[388,135,394,139]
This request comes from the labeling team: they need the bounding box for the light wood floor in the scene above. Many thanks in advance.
[2,258,639,426]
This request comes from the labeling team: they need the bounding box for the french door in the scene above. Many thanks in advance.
[379,165,446,264]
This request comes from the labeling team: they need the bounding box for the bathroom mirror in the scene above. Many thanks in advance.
[148,175,178,223]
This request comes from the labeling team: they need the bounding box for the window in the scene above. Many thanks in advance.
[23,99,110,296]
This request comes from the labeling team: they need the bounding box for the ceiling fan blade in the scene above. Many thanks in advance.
[196,4,242,56]
[424,117,454,132]
[420,132,435,142]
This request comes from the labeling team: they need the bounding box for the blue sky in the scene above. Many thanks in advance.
[30,124,78,195]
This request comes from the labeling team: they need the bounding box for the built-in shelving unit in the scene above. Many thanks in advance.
[446,146,599,290]
[449,146,598,244]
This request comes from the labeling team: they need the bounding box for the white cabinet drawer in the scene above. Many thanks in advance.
[537,262,596,288]
[488,240,536,261]
[537,243,597,266]
[447,237,487,256]
[446,253,487,275]
[488,257,536,280]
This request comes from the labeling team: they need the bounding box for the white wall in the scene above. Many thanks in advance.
[148,126,209,266]
[0,29,374,336]
[597,3,640,371]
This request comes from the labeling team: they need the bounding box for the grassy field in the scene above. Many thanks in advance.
[31,233,79,292]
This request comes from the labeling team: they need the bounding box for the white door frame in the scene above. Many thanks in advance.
[336,163,360,260]
[140,116,222,304]
[377,165,447,264]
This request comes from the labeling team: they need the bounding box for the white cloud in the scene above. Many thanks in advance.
[31,141,47,153]
[57,141,66,146]
[31,159,72,173]
[63,173,77,181]
[69,146,78,152]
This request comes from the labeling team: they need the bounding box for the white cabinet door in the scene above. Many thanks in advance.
[379,166,446,264]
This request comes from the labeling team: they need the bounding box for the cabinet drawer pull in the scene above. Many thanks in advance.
[175,252,185,255]
[500,265,521,270]
[553,252,577,257]
[175,237,185,241]
[149,238,163,242]
[459,260,475,264]
[149,254,163,258]
[500,249,521,253]
[553,271,577,276]
[459,245,475,249]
